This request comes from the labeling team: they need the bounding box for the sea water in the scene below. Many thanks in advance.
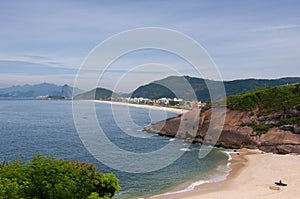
[0,99,229,199]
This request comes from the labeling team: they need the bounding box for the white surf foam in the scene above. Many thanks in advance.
[180,148,191,152]
[156,149,233,197]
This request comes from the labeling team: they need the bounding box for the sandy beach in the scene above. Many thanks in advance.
[92,100,300,199]
[151,149,300,199]
[92,100,189,114]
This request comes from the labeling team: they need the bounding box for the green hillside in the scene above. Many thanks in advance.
[226,84,300,115]
[132,83,176,99]
[74,88,118,100]
[131,76,300,101]
[225,84,300,133]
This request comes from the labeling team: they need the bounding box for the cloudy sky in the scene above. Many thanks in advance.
[0,0,299,92]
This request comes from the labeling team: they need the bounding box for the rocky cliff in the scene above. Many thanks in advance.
[145,107,300,154]
[144,84,300,154]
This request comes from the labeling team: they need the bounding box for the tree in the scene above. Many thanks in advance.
[0,154,121,199]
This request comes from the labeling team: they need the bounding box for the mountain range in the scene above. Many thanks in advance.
[0,83,83,98]
[73,88,118,100]
[10,76,298,100]
[75,76,300,102]
[131,76,300,101]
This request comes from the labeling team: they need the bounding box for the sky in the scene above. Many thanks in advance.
[0,0,300,92]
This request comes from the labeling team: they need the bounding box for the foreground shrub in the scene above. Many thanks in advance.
[0,154,121,199]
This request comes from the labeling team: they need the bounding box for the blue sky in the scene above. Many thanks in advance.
[0,0,299,91]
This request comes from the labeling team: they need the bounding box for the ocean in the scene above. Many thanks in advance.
[0,99,229,198]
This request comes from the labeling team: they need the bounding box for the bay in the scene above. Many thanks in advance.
[0,100,228,198]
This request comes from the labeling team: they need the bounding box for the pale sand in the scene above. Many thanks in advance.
[85,100,300,198]
[151,149,300,199]
[92,100,189,114]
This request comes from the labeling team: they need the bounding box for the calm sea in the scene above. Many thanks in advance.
[0,99,229,198]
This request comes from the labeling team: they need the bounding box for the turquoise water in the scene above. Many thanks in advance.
[0,99,229,198]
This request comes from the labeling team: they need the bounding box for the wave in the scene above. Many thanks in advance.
[160,171,229,196]
[156,149,233,197]
[180,148,191,152]
[225,152,233,161]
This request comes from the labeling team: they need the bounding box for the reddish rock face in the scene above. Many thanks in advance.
[259,129,300,154]
[144,109,201,139]
[144,107,300,154]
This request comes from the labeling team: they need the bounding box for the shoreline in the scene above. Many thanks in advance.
[91,100,190,114]
[148,149,250,199]
[150,149,300,199]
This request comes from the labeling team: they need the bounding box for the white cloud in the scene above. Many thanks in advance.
[0,53,81,69]
[247,25,300,33]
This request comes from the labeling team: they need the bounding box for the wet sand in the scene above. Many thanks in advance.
[150,149,300,199]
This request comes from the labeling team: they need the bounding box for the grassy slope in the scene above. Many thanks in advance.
[226,84,300,114]
[225,84,300,133]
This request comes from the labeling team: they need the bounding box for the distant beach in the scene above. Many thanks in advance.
[150,149,300,199]
[92,100,190,114]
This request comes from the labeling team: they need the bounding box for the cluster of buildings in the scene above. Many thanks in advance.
[36,95,65,100]
[111,97,206,109]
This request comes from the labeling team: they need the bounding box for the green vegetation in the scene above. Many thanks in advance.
[169,100,180,106]
[225,84,300,135]
[0,154,121,199]
[227,84,300,115]
[74,88,119,100]
[201,102,211,114]
[214,143,239,149]
[226,91,258,111]
[131,76,300,101]
[74,76,300,102]
[47,95,65,99]
[132,83,176,99]
[252,123,271,136]
[277,116,300,127]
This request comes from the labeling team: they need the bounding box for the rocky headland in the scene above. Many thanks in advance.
[145,84,300,154]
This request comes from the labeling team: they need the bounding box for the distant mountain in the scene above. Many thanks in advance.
[0,83,84,98]
[73,88,119,100]
[132,84,176,99]
[131,76,300,101]
[117,92,132,98]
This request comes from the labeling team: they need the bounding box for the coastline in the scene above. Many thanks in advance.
[84,99,300,199]
[92,100,189,114]
[150,149,300,199]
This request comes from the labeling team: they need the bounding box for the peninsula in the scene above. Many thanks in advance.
[145,84,300,154]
